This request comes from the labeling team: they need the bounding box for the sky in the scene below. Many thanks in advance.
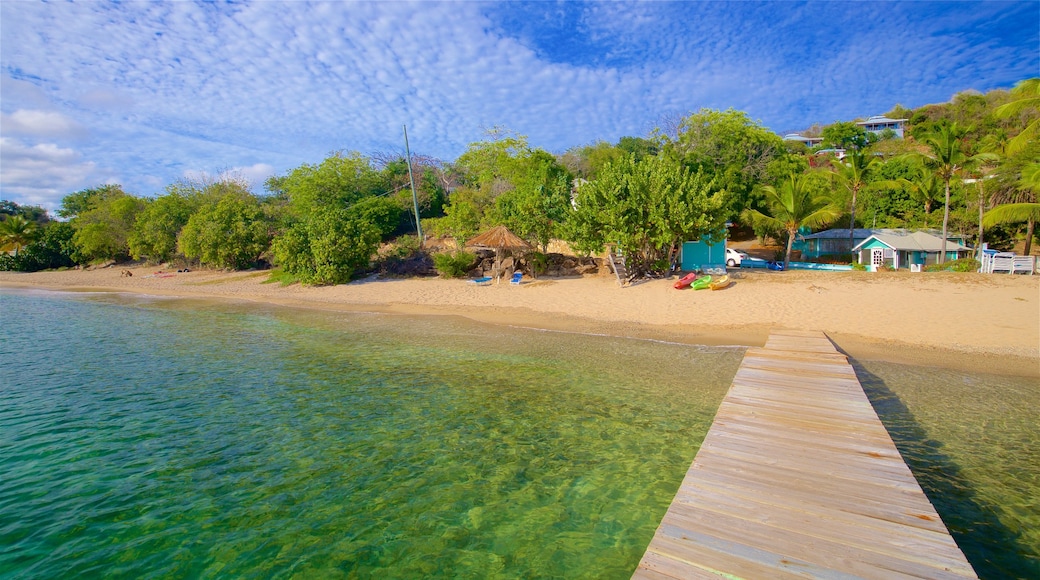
[1,1,1037,212]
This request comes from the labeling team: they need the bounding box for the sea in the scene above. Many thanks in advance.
[0,288,1036,579]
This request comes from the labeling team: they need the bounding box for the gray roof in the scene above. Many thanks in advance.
[800,228,879,240]
[852,230,973,253]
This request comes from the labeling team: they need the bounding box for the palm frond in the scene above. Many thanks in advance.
[982,203,1040,227]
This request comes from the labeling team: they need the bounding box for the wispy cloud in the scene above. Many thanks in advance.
[0,1,1036,210]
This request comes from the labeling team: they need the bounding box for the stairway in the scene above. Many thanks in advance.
[608,248,629,286]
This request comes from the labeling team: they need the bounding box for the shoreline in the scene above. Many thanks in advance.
[3,266,1038,377]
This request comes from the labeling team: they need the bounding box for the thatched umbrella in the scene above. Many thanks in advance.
[465,225,531,282]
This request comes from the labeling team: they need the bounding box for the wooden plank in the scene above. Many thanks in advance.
[634,330,977,579]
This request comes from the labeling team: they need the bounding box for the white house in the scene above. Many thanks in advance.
[782,133,824,147]
[857,115,908,138]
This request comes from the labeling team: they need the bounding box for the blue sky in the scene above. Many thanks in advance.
[1,1,1037,211]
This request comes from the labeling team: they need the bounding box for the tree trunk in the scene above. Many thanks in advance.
[848,187,857,253]
[976,181,985,257]
[784,227,795,270]
[1026,218,1035,256]
[940,179,951,264]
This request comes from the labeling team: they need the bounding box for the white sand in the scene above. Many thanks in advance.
[3,266,1037,376]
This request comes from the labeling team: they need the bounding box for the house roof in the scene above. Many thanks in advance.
[852,230,973,253]
[856,115,908,125]
[800,228,879,241]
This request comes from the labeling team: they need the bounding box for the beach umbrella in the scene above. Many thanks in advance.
[465,225,531,281]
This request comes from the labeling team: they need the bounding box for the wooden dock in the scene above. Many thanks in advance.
[633,329,977,579]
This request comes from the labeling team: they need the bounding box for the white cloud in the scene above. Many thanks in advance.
[0,0,1034,210]
[1,109,88,139]
[0,137,97,209]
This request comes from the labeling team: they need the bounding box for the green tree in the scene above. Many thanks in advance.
[271,208,380,285]
[567,154,728,275]
[821,121,874,150]
[71,192,146,262]
[742,172,842,269]
[128,190,199,262]
[829,151,879,250]
[663,108,786,216]
[0,222,77,272]
[0,215,38,256]
[983,162,1040,254]
[488,149,573,251]
[178,191,271,269]
[58,184,126,219]
[0,200,50,225]
[913,123,996,262]
[993,78,1039,155]
[268,152,390,283]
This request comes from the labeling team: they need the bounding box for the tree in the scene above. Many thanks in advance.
[271,208,380,285]
[70,191,146,262]
[993,78,1039,155]
[663,108,786,216]
[829,151,879,251]
[487,149,573,251]
[742,172,842,269]
[0,215,38,256]
[984,162,1040,254]
[128,190,199,262]
[913,123,996,263]
[0,222,76,272]
[268,152,391,283]
[821,121,874,150]
[178,191,271,270]
[566,154,728,275]
[1,200,50,225]
[58,184,126,219]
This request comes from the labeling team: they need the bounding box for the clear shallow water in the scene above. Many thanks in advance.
[856,362,1040,579]
[0,289,741,579]
[1,290,1037,579]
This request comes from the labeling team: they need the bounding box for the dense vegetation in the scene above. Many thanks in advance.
[2,78,1037,280]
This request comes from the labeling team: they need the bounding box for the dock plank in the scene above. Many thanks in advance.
[633,330,976,579]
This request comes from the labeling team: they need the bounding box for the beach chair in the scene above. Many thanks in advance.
[470,276,493,286]
[510,272,523,285]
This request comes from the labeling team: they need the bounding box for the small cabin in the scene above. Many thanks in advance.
[852,231,972,269]
[681,235,727,272]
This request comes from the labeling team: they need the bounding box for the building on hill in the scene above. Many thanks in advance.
[857,115,908,138]
[782,133,824,148]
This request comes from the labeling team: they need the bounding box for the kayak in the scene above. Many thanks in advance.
[691,275,713,290]
[710,275,732,290]
[674,272,698,289]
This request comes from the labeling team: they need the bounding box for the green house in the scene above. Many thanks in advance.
[852,231,972,270]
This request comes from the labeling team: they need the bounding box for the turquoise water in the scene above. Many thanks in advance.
[0,289,740,578]
[856,362,1040,579]
[1,290,1037,578]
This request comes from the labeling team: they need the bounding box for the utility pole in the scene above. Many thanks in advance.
[403,125,423,245]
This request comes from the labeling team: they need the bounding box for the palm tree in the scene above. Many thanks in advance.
[742,172,841,270]
[994,78,1039,156]
[984,162,1040,255]
[915,123,996,263]
[830,150,878,252]
[0,215,38,256]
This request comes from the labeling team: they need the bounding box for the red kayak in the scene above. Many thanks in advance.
[674,272,698,289]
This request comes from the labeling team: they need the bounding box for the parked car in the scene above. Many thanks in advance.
[726,248,747,267]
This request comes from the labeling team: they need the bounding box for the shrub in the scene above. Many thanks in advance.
[433,251,476,278]
[924,258,980,273]
[850,261,867,271]
[528,251,549,275]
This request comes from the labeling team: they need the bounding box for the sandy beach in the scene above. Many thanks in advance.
[2,265,1038,377]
